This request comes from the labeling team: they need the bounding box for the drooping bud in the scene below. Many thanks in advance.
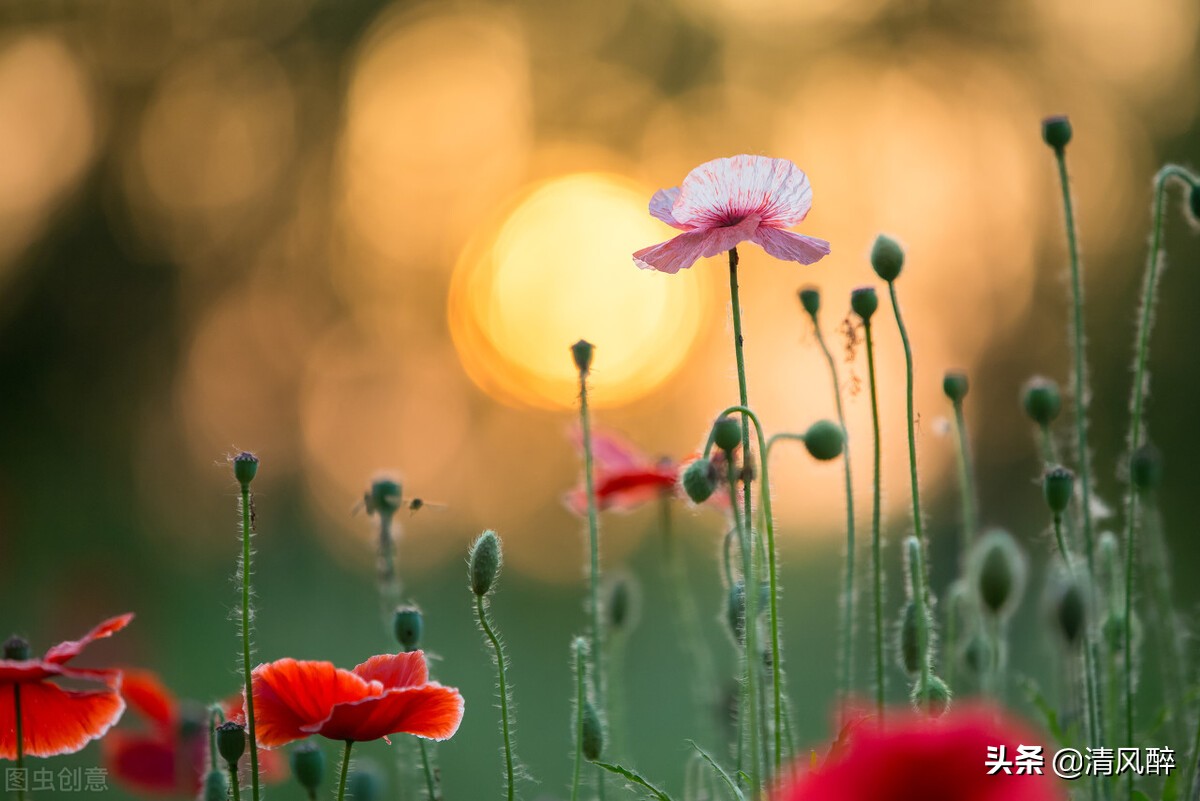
[798,286,821,317]
[972,529,1027,619]
[942,371,969,403]
[571,339,595,375]
[804,420,844,462]
[290,741,325,794]
[232,451,259,489]
[869,235,905,282]
[1022,377,1062,426]
[215,721,246,765]
[3,635,30,661]
[1041,115,1073,152]
[911,674,952,716]
[393,605,423,652]
[347,762,384,801]
[1130,443,1163,491]
[605,574,639,634]
[712,416,742,453]
[469,530,502,597]
[1043,466,1074,516]
[581,700,604,761]
[367,476,402,518]
[203,770,229,801]
[681,459,717,504]
[850,287,879,322]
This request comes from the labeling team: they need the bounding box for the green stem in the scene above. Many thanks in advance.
[418,740,437,801]
[337,741,353,801]
[1141,502,1188,752]
[726,456,759,798]
[905,538,933,712]
[13,685,25,801]
[477,595,516,801]
[239,486,260,801]
[863,320,885,722]
[806,308,857,720]
[950,398,977,559]
[1038,423,1058,466]
[887,282,931,703]
[571,639,587,801]
[228,762,242,801]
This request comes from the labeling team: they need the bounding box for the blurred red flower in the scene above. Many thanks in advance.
[103,670,285,797]
[565,428,680,515]
[775,705,1066,801]
[0,614,131,758]
[251,650,463,747]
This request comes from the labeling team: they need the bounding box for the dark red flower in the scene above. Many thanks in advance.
[251,650,463,747]
[103,670,285,797]
[0,614,132,759]
[775,705,1065,801]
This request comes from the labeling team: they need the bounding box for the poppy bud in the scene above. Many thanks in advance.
[469,530,502,597]
[961,633,993,676]
[804,420,844,461]
[582,700,604,761]
[973,529,1026,619]
[869,235,905,282]
[681,459,717,504]
[368,477,402,518]
[1043,467,1074,516]
[3,635,30,661]
[1042,115,1073,152]
[290,742,325,794]
[1022,377,1062,426]
[347,763,385,801]
[1053,576,1087,648]
[911,674,952,717]
[798,286,821,317]
[605,574,639,634]
[393,605,423,652]
[850,287,878,322]
[1130,443,1163,491]
[232,452,259,489]
[712,416,742,453]
[571,339,595,375]
[203,769,229,801]
[942,371,969,403]
[215,721,246,765]
[898,600,924,675]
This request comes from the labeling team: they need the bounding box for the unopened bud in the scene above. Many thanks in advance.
[911,675,952,716]
[1189,183,1200,225]
[347,763,384,801]
[942,371,969,403]
[804,420,844,462]
[469,530,502,597]
[798,286,820,317]
[1043,467,1074,516]
[870,235,905,282]
[973,529,1026,619]
[606,574,639,634]
[571,339,595,375]
[961,633,993,676]
[681,459,717,504]
[290,741,325,794]
[582,700,604,761]
[215,721,246,765]
[898,600,924,676]
[850,287,879,322]
[1053,576,1087,648]
[1042,115,1073,152]
[1022,377,1062,426]
[712,416,742,453]
[232,452,259,489]
[1130,443,1163,491]
[204,770,229,801]
[393,606,423,652]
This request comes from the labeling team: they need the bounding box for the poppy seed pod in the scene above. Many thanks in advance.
[804,420,844,461]
[850,287,879,322]
[290,742,325,793]
[232,451,259,488]
[1043,467,1074,516]
[215,721,246,765]
[712,416,742,453]
[582,700,604,761]
[204,770,229,801]
[571,339,594,375]
[798,286,821,316]
[869,235,905,282]
[972,529,1026,619]
[911,675,952,717]
[1022,377,1062,426]
[942,371,969,403]
[368,477,402,518]
[469,530,502,597]
[393,605,423,651]
[681,458,717,504]
[3,635,30,661]
[1130,443,1163,491]
[1042,115,1073,151]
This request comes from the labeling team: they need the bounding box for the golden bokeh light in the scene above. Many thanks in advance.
[450,173,714,410]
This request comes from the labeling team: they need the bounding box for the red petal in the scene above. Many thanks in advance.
[315,682,464,743]
[102,731,184,795]
[251,659,377,747]
[0,681,125,758]
[116,669,177,730]
[351,651,429,689]
[43,613,134,665]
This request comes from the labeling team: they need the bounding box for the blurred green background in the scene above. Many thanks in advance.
[1,0,1198,797]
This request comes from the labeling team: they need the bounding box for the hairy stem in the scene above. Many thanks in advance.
[571,639,587,801]
[477,595,516,801]
[337,741,353,801]
[239,486,260,801]
[864,320,885,721]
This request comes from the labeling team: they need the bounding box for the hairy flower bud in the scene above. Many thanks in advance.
[571,339,595,375]
[347,763,384,801]
[1130,443,1163,491]
[870,235,905,282]
[290,741,325,794]
[898,600,924,676]
[1022,377,1062,426]
[972,529,1026,619]
[582,700,604,761]
[393,605,423,652]
[1042,115,1073,152]
[942,371,969,403]
[204,770,229,801]
[712,416,742,453]
[911,674,952,717]
[681,459,717,504]
[367,477,402,518]
[804,420,845,461]
[1053,575,1087,649]
[469,530,502,597]
[850,287,879,322]
[605,574,639,635]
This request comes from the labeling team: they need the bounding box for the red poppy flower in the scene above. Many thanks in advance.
[250,650,463,746]
[565,428,680,515]
[0,614,132,759]
[103,670,286,797]
[775,704,1065,801]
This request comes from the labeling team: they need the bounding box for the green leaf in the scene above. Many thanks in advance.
[1018,675,1068,746]
[593,761,676,801]
[685,740,745,801]
[1163,771,1179,801]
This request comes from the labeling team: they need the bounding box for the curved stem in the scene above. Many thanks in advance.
[477,595,516,801]
[239,486,260,801]
[863,321,885,722]
[337,741,353,801]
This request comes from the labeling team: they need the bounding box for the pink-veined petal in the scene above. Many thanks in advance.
[633,216,759,274]
[672,155,813,229]
[751,226,831,266]
[648,187,688,230]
